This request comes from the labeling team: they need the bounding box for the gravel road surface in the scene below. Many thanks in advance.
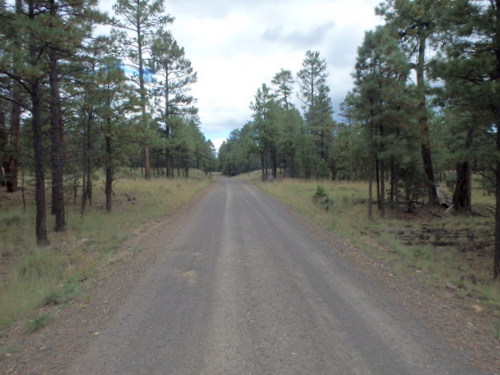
[67,178,486,374]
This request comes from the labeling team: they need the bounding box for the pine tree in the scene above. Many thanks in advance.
[377,0,446,203]
[297,50,336,178]
[352,25,419,217]
[430,0,500,278]
[113,0,173,180]
[0,0,51,244]
[1,0,22,194]
[250,84,280,181]
[297,50,327,115]
[150,28,197,177]
[271,69,294,110]
[95,56,139,212]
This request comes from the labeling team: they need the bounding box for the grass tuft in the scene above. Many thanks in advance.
[25,312,52,333]
[0,213,25,227]
[43,280,82,306]
[15,249,63,280]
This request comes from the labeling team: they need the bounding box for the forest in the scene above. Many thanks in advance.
[218,0,500,279]
[0,0,217,244]
[0,1,499,279]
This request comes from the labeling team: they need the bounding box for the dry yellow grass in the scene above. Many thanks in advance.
[240,172,374,238]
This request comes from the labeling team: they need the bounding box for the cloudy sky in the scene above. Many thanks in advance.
[101,0,383,150]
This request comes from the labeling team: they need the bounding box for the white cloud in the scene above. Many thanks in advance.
[103,0,383,147]
[210,138,227,152]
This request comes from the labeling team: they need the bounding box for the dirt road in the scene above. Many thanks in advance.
[66,178,486,374]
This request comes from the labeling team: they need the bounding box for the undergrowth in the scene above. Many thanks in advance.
[25,312,52,333]
[0,171,213,330]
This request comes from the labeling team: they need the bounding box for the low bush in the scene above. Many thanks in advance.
[313,185,334,211]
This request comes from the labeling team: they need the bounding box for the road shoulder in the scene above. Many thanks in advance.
[0,186,213,375]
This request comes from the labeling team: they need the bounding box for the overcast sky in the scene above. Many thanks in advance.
[100,0,383,150]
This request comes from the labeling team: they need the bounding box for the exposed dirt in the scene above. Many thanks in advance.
[0,183,499,374]
[391,218,495,282]
[395,224,492,255]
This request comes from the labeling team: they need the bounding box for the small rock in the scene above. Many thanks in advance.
[472,304,483,313]
[445,281,458,291]
[92,331,101,336]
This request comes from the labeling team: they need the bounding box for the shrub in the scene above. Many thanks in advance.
[313,185,334,211]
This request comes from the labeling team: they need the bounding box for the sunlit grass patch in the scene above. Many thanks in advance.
[256,177,372,237]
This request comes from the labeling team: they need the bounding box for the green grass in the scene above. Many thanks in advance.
[246,175,371,239]
[25,312,52,333]
[492,319,500,340]
[43,279,83,306]
[0,171,213,330]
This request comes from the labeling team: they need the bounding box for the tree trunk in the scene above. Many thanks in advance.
[394,160,401,216]
[496,157,500,279]
[375,158,380,210]
[144,145,151,179]
[31,80,49,245]
[73,178,78,205]
[379,123,386,217]
[272,147,277,179]
[80,173,86,217]
[6,86,21,193]
[3,0,23,193]
[165,148,169,177]
[452,129,473,211]
[495,115,500,279]
[453,161,471,211]
[29,0,48,245]
[80,108,93,216]
[105,135,113,213]
[492,0,500,279]
[21,169,26,212]
[380,159,385,218]
[48,26,65,231]
[168,153,174,178]
[0,100,6,188]
[416,33,437,203]
[3,83,21,193]
[263,149,270,182]
[137,20,151,180]
[368,116,375,221]
[389,159,395,205]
